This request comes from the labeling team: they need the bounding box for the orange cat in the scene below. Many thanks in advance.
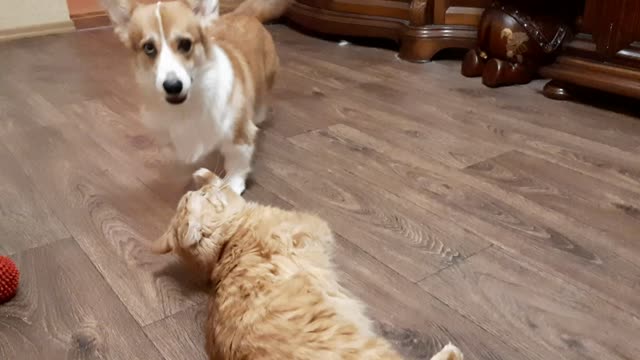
[152,169,464,360]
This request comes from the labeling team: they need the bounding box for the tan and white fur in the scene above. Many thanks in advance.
[103,0,289,194]
[152,168,464,360]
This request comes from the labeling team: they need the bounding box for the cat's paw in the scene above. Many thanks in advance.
[183,220,203,248]
[193,168,215,188]
[430,343,463,360]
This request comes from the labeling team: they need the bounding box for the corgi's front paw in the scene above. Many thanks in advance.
[227,176,246,195]
[193,168,215,188]
[430,343,463,360]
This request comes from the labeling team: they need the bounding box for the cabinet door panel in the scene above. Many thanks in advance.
[434,0,489,24]
[583,0,640,57]
[296,0,410,19]
[447,0,490,7]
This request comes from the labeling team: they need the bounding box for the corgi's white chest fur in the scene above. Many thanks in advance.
[140,45,238,163]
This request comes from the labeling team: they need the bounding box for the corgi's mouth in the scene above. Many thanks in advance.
[166,95,187,105]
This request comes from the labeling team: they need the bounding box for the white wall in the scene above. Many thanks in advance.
[0,0,72,37]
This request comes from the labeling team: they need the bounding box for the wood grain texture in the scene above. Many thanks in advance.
[330,236,518,360]
[0,76,69,136]
[419,247,640,360]
[2,124,208,326]
[0,239,163,360]
[465,151,640,262]
[144,305,209,360]
[289,124,640,315]
[268,81,513,168]
[0,142,68,254]
[276,24,640,154]
[336,74,640,192]
[253,131,490,281]
[353,62,640,153]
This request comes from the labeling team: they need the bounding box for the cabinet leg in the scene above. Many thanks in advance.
[399,37,442,62]
[543,80,572,100]
[399,25,477,62]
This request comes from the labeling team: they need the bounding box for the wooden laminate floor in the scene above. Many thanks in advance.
[1,25,639,360]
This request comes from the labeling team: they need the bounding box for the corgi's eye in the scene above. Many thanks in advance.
[178,38,192,53]
[142,42,157,57]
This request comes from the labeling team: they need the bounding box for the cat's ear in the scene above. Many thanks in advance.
[151,226,175,254]
[101,0,137,46]
[184,0,219,26]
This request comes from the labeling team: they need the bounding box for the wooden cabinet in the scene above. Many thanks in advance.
[285,0,491,62]
[540,0,640,100]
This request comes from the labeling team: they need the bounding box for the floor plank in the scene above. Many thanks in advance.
[0,77,69,136]
[0,143,68,254]
[340,79,640,193]
[367,60,640,153]
[269,27,640,152]
[266,86,344,138]
[270,81,513,168]
[2,124,207,326]
[59,100,191,206]
[144,305,209,360]
[0,238,164,360]
[289,125,640,316]
[465,151,640,262]
[332,237,518,360]
[419,247,640,360]
[253,132,490,281]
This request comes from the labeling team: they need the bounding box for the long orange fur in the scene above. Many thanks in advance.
[152,170,464,360]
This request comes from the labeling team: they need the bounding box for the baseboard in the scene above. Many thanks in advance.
[0,20,75,42]
[2,0,242,37]
[72,10,112,30]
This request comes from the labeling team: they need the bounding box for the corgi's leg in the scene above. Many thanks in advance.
[253,103,269,125]
[430,343,463,360]
[253,84,273,126]
[221,142,254,195]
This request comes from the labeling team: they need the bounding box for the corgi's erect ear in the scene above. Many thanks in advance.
[151,226,176,254]
[101,0,137,46]
[186,0,219,26]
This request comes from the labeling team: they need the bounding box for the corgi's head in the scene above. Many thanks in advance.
[103,0,219,104]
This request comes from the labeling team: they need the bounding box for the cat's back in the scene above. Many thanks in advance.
[209,206,402,359]
[211,270,401,359]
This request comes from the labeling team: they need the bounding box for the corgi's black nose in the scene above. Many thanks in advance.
[163,79,183,95]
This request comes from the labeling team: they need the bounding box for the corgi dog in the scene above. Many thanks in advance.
[102,0,292,194]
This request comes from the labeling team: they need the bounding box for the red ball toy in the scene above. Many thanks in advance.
[0,256,19,304]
